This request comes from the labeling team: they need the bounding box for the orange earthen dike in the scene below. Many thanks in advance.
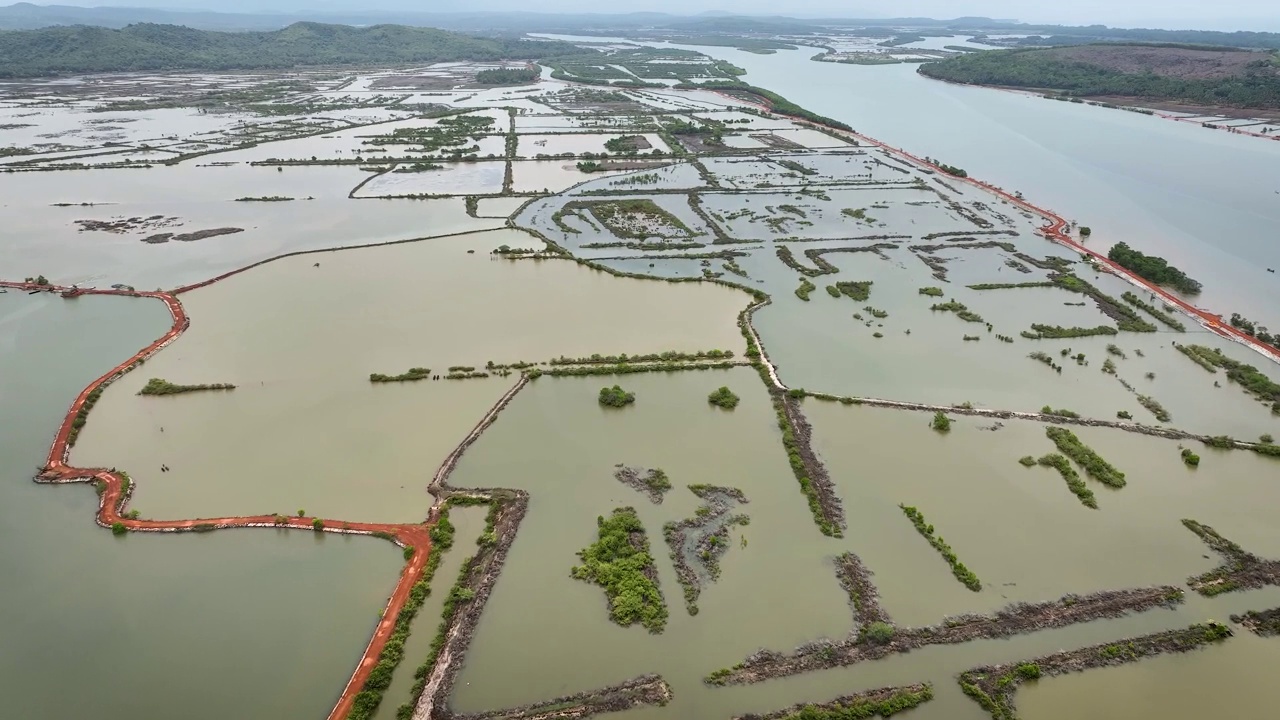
[3,86,1279,720]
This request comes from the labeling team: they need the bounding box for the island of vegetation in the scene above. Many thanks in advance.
[707,386,741,409]
[369,367,431,383]
[571,507,668,633]
[474,66,539,85]
[598,385,636,407]
[920,43,1280,111]
[138,377,235,395]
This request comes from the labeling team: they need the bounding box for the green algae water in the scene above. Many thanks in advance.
[0,293,404,719]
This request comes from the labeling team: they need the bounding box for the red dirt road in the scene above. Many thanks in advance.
[3,280,432,720]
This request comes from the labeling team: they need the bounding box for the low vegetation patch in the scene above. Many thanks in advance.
[738,683,934,720]
[1045,426,1126,488]
[1022,324,1117,339]
[958,622,1230,720]
[899,504,982,591]
[370,367,431,383]
[1176,345,1280,411]
[918,286,944,297]
[1037,453,1099,508]
[138,378,235,395]
[834,281,874,301]
[1122,291,1186,331]
[931,300,985,323]
[795,277,816,301]
[1136,394,1172,422]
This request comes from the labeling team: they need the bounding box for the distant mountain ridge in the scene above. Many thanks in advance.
[0,21,587,77]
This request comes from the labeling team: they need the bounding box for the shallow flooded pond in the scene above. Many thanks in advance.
[0,294,402,720]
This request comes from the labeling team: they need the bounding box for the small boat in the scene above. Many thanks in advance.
[1269,268,1276,273]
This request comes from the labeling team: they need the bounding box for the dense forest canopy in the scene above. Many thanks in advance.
[919,44,1280,110]
[0,22,588,77]
[1106,242,1203,295]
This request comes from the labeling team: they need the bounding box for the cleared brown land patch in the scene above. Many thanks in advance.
[1040,45,1275,81]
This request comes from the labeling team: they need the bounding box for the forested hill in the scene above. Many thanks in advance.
[919,44,1280,110]
[0,22,586,78]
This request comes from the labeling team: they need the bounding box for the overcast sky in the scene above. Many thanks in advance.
[56,1,1280,31]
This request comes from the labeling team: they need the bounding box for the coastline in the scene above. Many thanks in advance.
[915,70,1280,143]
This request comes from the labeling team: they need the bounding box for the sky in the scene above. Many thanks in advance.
[32,1,1280,32]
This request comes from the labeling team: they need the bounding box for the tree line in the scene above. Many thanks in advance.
[919,45,1280,110]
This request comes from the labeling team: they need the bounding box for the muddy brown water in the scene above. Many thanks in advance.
[0,293,404,720]
[72,229,746,524]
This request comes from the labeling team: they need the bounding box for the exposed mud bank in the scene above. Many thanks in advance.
[663,485,749,615]
[452,674,672,720]
[613,466,671,504]
[801,390,1265,447]
[778,394,845,536]
[735,682,933,720]
[1231,607,1280,637]
[1182,519,1280,596]
[414,492,530,720]
[958,622,1232,720]
[834,552,891,629]
[707,585,1184,686]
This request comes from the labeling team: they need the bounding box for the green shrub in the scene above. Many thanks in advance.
[598,385,636,407]
[863,621,895,644]
[707,386,740,409]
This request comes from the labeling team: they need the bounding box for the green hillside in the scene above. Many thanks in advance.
[0,22,586,77]
[919,44,1280,109]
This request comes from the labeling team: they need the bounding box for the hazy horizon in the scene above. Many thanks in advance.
[6,0,1280,32]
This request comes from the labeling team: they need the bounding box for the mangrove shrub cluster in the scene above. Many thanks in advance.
[370,367,431,383]
[1045,426,1126,488]
[571,507,668,633]
[708,386,741,409]
[474,67,538,84]
[899,505,982,591]
[1107,242,1203,295]
[138,378,235,395]
[599,385,636,407]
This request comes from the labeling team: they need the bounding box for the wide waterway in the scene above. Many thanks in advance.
[0,293,404,719]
